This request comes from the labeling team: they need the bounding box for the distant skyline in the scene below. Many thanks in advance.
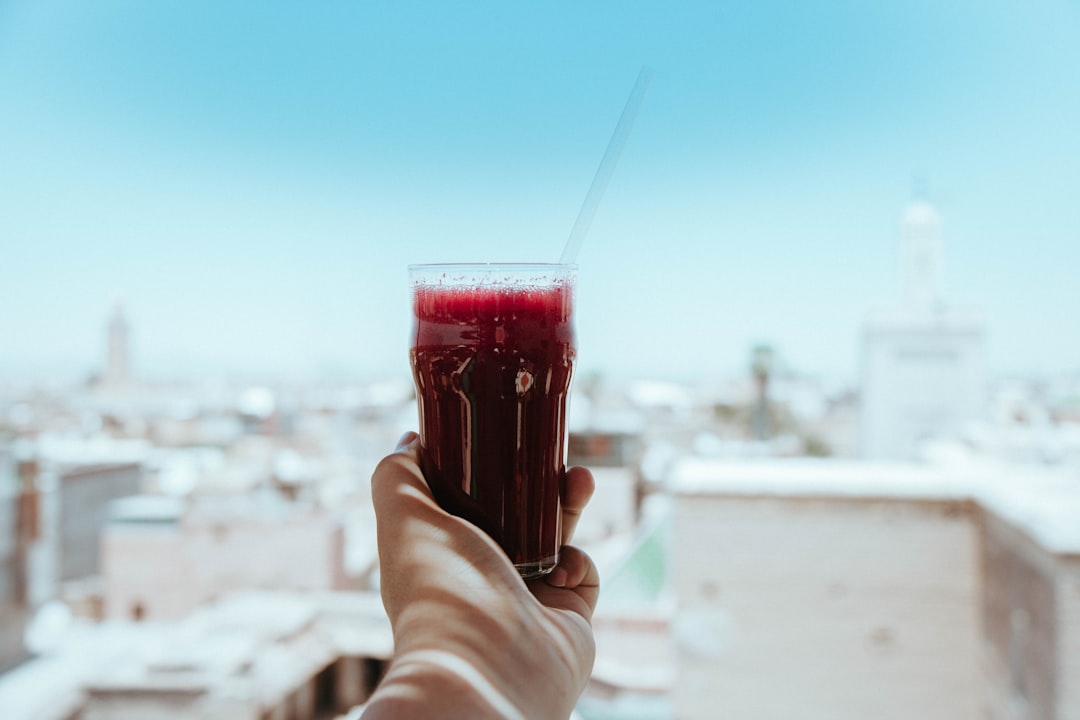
[2,1,1079,384]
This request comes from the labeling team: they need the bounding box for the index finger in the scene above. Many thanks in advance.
[370,431,435,512]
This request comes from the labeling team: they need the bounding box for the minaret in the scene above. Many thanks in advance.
[898,199,944,312]
[105,299,130,386]
[860,193,985,460]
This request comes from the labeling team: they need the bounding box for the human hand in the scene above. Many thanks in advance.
[362,431,599,720]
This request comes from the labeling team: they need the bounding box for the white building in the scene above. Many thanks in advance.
[860,200,985,460]
[103,494,351,622]
[665,456,1080,720]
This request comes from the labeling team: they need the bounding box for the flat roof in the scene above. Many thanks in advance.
[668,457,1080,556]
[108,495,184,524]
[0,590,391,716]
[669,457,976,500]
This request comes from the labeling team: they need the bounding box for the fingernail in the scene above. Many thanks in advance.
[546,567,568,588]
[395,432,416,450]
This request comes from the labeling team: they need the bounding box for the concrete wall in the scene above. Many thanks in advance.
[860,321,984,460]
[0,605,29,674]
[0,494,14,599]
[672,493,982,720]
[82,690,216,720]
[0,452,31,672]
[79,657,375,720]
[58,463,141,582]
[1060,557,1080,720]
[104,511,346,621]
[979,508,1059,720]
[979,508,1080,720]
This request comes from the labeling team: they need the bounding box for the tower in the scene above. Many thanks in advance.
[750,344,775,441]
[898,200,944,311]
[859,198,985,460]
[104,299,130,387]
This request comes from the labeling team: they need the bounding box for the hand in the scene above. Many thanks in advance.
[362,432,599,720]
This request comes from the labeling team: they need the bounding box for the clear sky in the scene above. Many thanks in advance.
[2,0,1079,385]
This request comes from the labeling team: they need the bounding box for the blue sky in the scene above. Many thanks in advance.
[2,0,1079,384]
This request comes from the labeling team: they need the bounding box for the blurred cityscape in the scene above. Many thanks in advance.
[2,199,1080,720]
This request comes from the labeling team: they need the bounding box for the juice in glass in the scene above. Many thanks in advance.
[408,264,576,577]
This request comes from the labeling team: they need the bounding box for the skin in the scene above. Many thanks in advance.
[362,431,599,720]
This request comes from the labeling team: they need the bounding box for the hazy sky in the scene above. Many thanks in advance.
[2,1,1079,385]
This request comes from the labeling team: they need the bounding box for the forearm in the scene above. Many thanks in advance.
[362,648,530,720]
[364,602,582,720]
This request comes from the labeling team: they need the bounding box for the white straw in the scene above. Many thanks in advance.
[560,66,654,265]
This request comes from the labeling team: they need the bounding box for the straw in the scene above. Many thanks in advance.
[559,65,655,265]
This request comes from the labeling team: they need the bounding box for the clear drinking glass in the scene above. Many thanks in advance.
[408,263,577,577]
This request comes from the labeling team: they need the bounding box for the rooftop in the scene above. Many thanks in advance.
[668,456,1080,556]
[0,591,391,720]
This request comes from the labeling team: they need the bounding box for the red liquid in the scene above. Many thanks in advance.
[410,281,575,576]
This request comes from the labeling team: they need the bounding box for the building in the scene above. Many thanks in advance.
[666,457,1080,720]
[0,443,146,667]
[977,476,1080,720]
[103,299,131,388]
[860,200,985,460]
[0,445,30,672]
[57,463,142,584]
[0,444,48,673]
[0,590,392,720]
[103,493,350,621]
